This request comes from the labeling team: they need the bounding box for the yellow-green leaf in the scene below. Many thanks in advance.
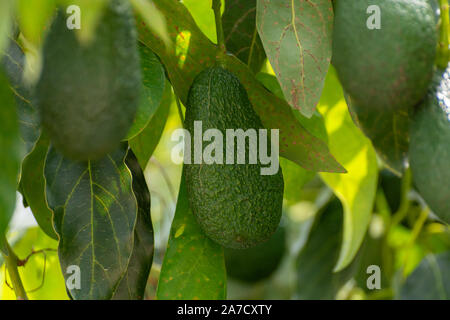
[318,67,378,271]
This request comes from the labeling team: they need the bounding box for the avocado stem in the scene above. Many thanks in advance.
[212,0,226,66]
[437,0,450,68]
[0,236,28,300]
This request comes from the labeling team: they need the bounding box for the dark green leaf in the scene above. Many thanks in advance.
[44,145,137,300]
[126,44,166,140]
[157,172,226,300]
[222,0,266,73]
[129,80,172,169]
[0,70,22,239]
[112,150,154,300]
[256,0,333,117]
[295,199,360,299]
[20,134,58,239]
[347,95,409,176]
[2,39,40,156]
[397,252,450,300]
[137,0,344,173]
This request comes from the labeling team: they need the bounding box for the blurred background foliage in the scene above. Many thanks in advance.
[0,0,449,300]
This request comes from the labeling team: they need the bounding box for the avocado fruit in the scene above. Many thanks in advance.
[37,0,140,160]
[224,224,286,283]
[184,66,284,249]
[410,65,450,224]
[333,0,436,112]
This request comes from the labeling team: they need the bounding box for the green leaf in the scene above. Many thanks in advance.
[44,145,137,299]
[112,150,154,300]
[20,134,58,240]
[222,0,266,73]
[0,227,69,300]
[256,0,333,117]
[255,73,316,203]
[129,80,172,169]
[319,67,378,271]
[1,40,40,157]
[0,0,14,56]
[17,0,56,45]
[137,0,344,173]
[397,252,450,300]
[157,172,226,300]
[182,0,217,42]
[347,95,409,176]
[0,70,22,239]
[126,43,166,140]
[130,0,171,48]
[295,199,360,299]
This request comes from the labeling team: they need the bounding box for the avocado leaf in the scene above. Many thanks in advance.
[295,199,360,299]
[1,39,40,158]
[157,172,226,300]
[319,67,378,271]
[222,0,266,73]
[44,145,137,299]
[256,0,333,118]
[112,150,154,300]
[137,0,345,173]
[397,252,450,300]
[20,134,58,240]
[0,70,22,240]
[126,44,166,140]
[129,80,172,169]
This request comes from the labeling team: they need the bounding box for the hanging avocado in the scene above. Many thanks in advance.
[37,0,141,160]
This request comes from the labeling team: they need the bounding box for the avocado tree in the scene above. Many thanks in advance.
[0,0,449,300]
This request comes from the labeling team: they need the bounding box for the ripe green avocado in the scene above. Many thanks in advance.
[224,224,286,283]
[410,66,450,223]
[184,66,284,249]
[37,0,140,160]
[333,0,436,111]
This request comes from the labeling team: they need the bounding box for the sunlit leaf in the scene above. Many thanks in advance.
[319,67,378,271]
[0,0,14,56]
[0,70,22,239]
[17,0,56,46]
[126,44,166,140]
[44,145,137,299]
[131,0,171,48]
[0,227,68,300]
[137,0,344,173]
[256,0,333,117]
[157,172,226,300]
[182,0,217,42]
[112,151,154,300]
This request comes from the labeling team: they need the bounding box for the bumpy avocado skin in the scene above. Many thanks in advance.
[225,225,286,283]
[37,0,140,160]
[333,0,436,111]
[184,67,284,249]
[410,66,450,223]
